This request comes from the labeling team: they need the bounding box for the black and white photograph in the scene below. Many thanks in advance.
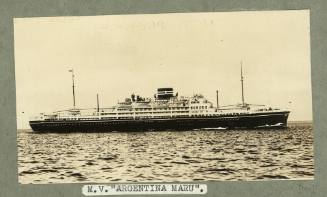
[14,10,313,184]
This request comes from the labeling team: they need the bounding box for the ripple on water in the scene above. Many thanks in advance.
[256,175,290,180]
[17,125,314,183]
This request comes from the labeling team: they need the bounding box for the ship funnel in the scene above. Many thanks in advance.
[157,88,174,100]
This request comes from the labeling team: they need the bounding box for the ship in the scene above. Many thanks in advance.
[29,68,290,132]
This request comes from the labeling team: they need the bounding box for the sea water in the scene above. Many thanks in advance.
[17,123,314,184]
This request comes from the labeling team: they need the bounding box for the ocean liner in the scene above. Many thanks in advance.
[29,68,290,132]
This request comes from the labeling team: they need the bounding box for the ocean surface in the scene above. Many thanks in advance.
[17,123,314,184]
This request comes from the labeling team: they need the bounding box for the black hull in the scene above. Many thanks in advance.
[29,111,290,132]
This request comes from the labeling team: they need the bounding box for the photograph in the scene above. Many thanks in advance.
[14,10,313,184]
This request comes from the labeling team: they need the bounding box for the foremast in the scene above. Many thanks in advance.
[69,69,76,109]
[241,62,245,108]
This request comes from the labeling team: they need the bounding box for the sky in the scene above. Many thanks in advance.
[14,10,312,129]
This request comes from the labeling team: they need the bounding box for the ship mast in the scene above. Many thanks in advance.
[216,90,219,109]
[69,69,76,109]
[97,93,99,112]
[241,62,245,107]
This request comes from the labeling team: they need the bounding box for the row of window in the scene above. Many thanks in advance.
[101,111,190,115]
[54,112,251,121]
[116,107,190,111]
[190,106,208,109]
